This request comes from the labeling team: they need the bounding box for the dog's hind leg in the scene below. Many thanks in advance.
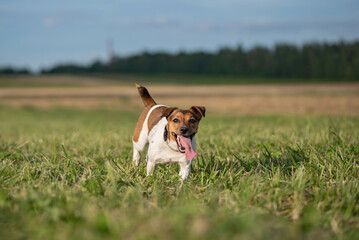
[132,118,150,166]
[132,138,147,166]
[132,143,141,166]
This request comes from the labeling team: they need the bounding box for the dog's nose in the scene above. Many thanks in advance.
[180,126,189,134]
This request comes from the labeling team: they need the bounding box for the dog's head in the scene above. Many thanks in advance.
[163,106,205,158]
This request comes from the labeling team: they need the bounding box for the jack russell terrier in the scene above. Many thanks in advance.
[132,84,206,179]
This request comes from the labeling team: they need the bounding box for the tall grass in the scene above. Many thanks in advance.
[0,106,358,239]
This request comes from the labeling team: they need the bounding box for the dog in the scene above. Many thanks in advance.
[132,84,205,179]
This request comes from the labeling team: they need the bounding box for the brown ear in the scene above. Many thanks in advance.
[190,106,206,118]
[162,107,178,119]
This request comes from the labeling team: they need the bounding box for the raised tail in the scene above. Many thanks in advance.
[135,83,157,107]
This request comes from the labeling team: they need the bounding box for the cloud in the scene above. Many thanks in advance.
[192,19,359,35]
[132,16,179,28]
[42,11,100,27]
[43,18,55,27]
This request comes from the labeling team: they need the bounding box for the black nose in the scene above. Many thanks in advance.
[180,126,189,134]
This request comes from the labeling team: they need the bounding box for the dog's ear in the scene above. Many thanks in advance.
[162,107,178,119]
[190,106,206,119]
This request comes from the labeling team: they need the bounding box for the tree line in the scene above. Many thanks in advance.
[0,67,30,75]
[2,41,359,80]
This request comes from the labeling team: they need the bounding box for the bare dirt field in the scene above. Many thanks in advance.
[0,75,358,115]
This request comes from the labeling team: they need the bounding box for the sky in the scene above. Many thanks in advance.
[1,0,359,71]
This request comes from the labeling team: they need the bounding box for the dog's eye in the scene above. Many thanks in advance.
[189,119,196,123]
[173,118,179,123]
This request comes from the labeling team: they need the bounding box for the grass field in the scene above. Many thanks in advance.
[0,105,358,239]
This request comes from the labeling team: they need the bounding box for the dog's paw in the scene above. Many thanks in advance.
[132,160,139,167]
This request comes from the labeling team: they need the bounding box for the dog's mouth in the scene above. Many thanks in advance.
[171,132,198,160]
[172,132,193,153]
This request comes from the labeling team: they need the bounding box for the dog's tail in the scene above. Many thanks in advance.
[135,83,157,107]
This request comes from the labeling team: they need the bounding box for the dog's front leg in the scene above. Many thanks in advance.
[179,161,192,180]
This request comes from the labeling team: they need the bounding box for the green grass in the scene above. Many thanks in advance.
[0,106,358,239]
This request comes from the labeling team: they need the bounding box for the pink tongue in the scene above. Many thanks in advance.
[178,136,198,161]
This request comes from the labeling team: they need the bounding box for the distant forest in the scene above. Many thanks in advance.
[2,41,359,79]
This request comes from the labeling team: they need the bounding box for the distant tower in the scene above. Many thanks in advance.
[107,38,115,65]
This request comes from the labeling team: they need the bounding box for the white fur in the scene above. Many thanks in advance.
[133,104,197,180]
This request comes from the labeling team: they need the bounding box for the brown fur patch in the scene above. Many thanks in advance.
[133,106,152,142]
[133,106,178,142]
[147,106,168,134]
